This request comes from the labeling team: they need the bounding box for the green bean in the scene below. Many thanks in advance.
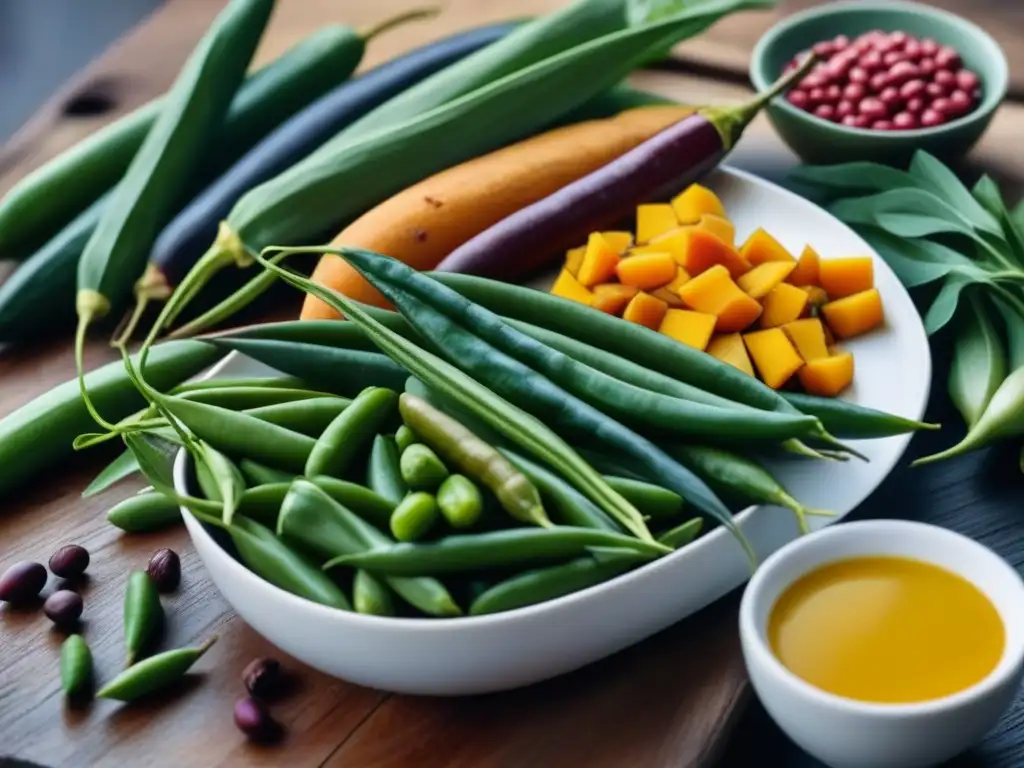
[399,393,550,527]
[500,448,618,531]
[312,476,395,531]
[171,375,308,393]
[107,492,183,533]
[277,481,459,616]
[353,570,396,616]
[61,634,94,700]
[324,526,668,576]
[194,441,245,524]
[436,475,483,529]
[399,444,449,490]
[124,571,163,665]
[180,385,334,409]
[367,435,408,506]
[243,396,350,436]
[98,636,217,701]
[657,518,703,549]
[780,392,940,439]
[239,459,293,487]
[395,424,418,453]
[469,547,651,615]
[390,492,440,542]
[305,387,397,478]
[602,476,684,521]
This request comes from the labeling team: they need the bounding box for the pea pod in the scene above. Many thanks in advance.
[312,476,395,531]
[124,571,163,665]
[243,396,351,436]
[353,570,396,616]
[194,441,245,524]
[390,492,440,542]
[399,444,449,490]
[98,636,217,701]
[181,385,333,409]
[107,492,183,533]
[602,476,684,521]
[240,459,294,487]
[305,387,398,478]
[324,526,668,576]
[780,392,939,439]
[436,475,484,529]
[395,425,418,453]
[60,634,94,700]
[367,435,408,506]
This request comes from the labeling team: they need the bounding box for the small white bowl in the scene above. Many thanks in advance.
[740,520,1024,768]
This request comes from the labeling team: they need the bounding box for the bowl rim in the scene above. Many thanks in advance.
[738,519,1024,716]
[749,0,1009,141]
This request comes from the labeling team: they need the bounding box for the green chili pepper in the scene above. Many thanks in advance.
[468,547,651,615]
[324,526,668,576]
[239,459,294,487]
[395,424,418,453]
[780,392,940,439]
[243,396,351,436]
[277,480,459,616]
[353,570,396,616]
[61,634,94,700]
[657,518,704,549]
[305,386,398,478]
[107,492,183,533]
[367,434,408,506]
[601,476,684,521]
[124,571,163,666]
[399,443,449,490]
[98,636,217,701]
[436,475,483,529]
[390,491,440,542]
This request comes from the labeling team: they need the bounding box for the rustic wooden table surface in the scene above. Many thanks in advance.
[1,1,1023,767]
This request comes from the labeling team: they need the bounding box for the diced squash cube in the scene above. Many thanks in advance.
[737,261,797,300]
[743,329,804,389]
[782,318,829,361]
[682,228,751,278]
[818,257,874,298]
[671,183,727,223]
[800,285,829,311]
[665,266,691,296]
[635,204,678,244]
[821,288,884,339]
[600,231,633,253]
[550,269,593,305]
[648,227,689,263]
[650,287,686,307]
[622,291,668,330]
[577,232,622,287]
[788,245,820,286]
[659,309,717,350]
[565,246,585,276]
[798,352,855,397]
[740,228,794,266]
[616,252,677,290]
[697,214,735,246]
[591,283,638,315]
[677,265,762,332]
[761,283,809,328]
[707,333,755,376]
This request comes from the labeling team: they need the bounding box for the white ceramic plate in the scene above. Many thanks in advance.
[175,165,931,695]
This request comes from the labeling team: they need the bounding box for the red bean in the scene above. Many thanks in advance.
[903,41,922,62]
[826,58,852,81]
[956,69,980,92]
[930,97,955,116]
[808,87,826,105]
[843,82,866,101]
[900,79,925,99]
[892,112,918,130]
[787,90,809,109]
[948,90,973,114]
[935,47,961,70]
[921,109,946,127]
[906,97,925,114]
[887,61,919,85]
[918,57,936,76]
[814,104,836,121]
[878,86,903,110]
[841,114,869,129]
[889,31,909,48]
[870,72,889,92]
[825,84,842,102]
[934,69,956,87]
[833,34,850,50]
[925,82,947,98]
[848,67,869,85]
[872,120,894,131]
[813,41,835,58]
[860,50,883,72]
[801,73,827,90]
[920,38,939,56]
[859,97,887,120]
[836,100,855,119]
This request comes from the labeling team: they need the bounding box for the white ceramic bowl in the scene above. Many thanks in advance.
[740,520,1024,768]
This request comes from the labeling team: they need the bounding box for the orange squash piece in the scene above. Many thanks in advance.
[782,318,830,361]
[565,246,585,276]
[800,285,830,312]
[664,266,691,296]
[577,232,622,287]
[601,231,634,253]
[550,269,593,305]
[622,291,668,330]
[635,204,678,244]
[743,329,804,390]
[590,283,639,315]
[682,228,751,278]
[706,333,755,376]
[616,252,677,290]
[659,309,717,350]
[737,261,797,300]
[761,283,809,328]
[647,227,689,263]
[650,287,686,307]
[677,265,762,333]
[671,183,726,223]
[697,214,735,246]
[739,228,794,266]
[818,257,874,298]
[798,352,855,397]
[821,288,884,339]
[788,245,820,286]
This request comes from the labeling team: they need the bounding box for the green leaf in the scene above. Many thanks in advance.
[193,441,245,526]
[859,228,987,288]
[789,163,915,195]
[627,0,774,24]
[909,152,1001,237]
[830,189,977,239]
[924,275,972,334]
[123,432,180,492]
[948,292,1006,429]
[992,294,1024,371]
[83,450,140,498]
[1013,200,1024,235]
[972,175,1024,267]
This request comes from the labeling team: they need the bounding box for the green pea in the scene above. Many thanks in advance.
[107,492,181,533]
[435,474,482,529]
[399,444,448,490]
[353,570,395,616]
[395,424,418,453]
[366,434,408,506]
[124,571,163,666]
[390,492,439,542]
[98,636,217,701]
[60,634,94,700]
[305,387,398,478]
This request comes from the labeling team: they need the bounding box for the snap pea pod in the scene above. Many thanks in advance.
[436,475,484,529]
[395,425,418,453]
[390,491,440,542]
[780,392,939,439]
[243,396,351,436]
[98,636,217,701]
[469,547,651,615]
[353,570,396,616]
[61,634,94,700]
[306,387,398,478]
[278,480,460,616]
[255,251,650,543]
[657,518,704,549]
[124,571,163,665]
[602,476,684,521]
[240,459,293,487]
[367,435,409,506]
[107,492,183,533]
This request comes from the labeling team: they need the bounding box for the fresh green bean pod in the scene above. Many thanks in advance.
[395,425,418,453]
[107,492,183,533]
[60,634,94,700]
[399,443,450,490]
[305,387,398,478]
[436,474,484,529]
[171,375,309,393]
[367,434,409,506]
[324,526,669,576]
[180,385,333,409]
[780,392,939,439]
[243,396,351,436]
[312,476,396,531]
[195,441,246,524]
[353,570,396,616]
[239,459,294,487]
[124,571,163,665]
[601,476,685,521]
[657,518,704,549]
[98,637,217,701]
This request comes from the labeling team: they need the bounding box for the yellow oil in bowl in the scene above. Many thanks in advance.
[768,556,1005,704]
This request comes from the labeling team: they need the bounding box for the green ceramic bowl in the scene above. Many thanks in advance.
[750,0,1008,166]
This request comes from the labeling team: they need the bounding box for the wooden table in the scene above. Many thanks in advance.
[2,2,1024,767]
